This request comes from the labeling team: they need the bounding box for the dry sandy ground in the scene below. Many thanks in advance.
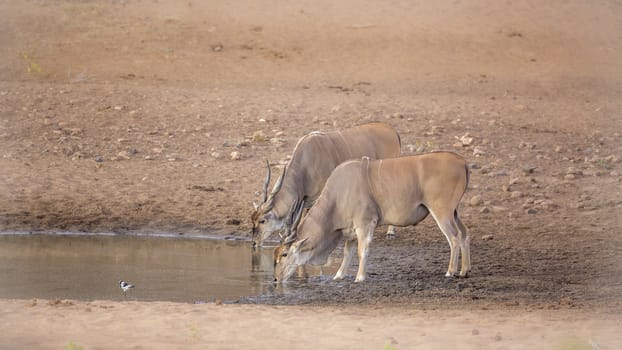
[1,0,622,348]
[0,299,620,350]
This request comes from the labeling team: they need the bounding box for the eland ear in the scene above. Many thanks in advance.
[291,237,308,252]
[281,233,297,246]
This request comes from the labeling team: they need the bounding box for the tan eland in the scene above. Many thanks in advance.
[273,152,470,283]
[251,122,401,247]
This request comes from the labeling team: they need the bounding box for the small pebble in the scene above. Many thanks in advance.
[469,195,483,206]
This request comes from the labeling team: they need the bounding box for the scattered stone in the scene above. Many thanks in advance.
[564,174,576,180]
[144,155,154,160]
[510,191,523,199]
[539,200,556,209]
[117,150,131,160]
[522,166,536,175]
[473,146,486,157]
[431,125,445,133]
[509,177,520,185]
[605,155,620,163]
[48,299,74,307]
[554,145,563,153]
[566,167,583,175]
[491,206,508,212]
[252,130,267,142]
[479,207,490,214]
[469,163,481,170]
[189,185,224,192]
[494,333,503,341]
[71,152,83,160]
[469,195,483,206]
[230,151,241,160]
[455,133,474,146]
[236,140,250,148]
[258,118,267,123]
[518,142,536,149]
[479,165,492,175]
[94,156,104,163]
[270,137,285,145]
[472,328,480,335]
[68,128,82,136]
[610,170,619,177]
[165,153,182,161]
[113,105,123,111]
[501,185,510,192]
[226,218,241,225]
[211,152,222,159]
[585,169,605,177]
[526,208,538,215]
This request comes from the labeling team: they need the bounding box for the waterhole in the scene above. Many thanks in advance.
[0,233,337,303]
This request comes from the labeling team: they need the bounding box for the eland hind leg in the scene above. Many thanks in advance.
[386,225,397,237]
[454,211,471,277]
[428,209,461,277]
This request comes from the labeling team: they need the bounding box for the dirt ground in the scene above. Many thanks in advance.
[1,299,621,350]
[1,0,622,348]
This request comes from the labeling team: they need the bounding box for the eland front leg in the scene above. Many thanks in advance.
[334,238,356,281]
[354,220,377,282]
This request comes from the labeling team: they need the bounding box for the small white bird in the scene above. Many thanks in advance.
[119,280,135,295]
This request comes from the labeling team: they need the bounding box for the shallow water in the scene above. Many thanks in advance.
[0,233,289,303]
